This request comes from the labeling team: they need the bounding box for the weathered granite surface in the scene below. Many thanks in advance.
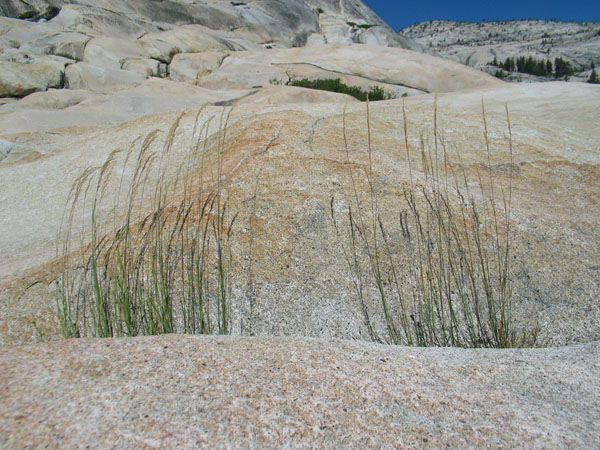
[1,335,598,448]
[0,2,598,448]
[399,19,600,82]
[193,44,502,93]
[0,82,598,347]
[1,0,436,99]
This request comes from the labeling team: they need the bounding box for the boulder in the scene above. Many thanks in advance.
[196,44,503,93]
[0,48,29,63]
[137,39,179,64]
[81,36,170,77]
[0,139,14,161]
[64,61,147,93]
[305,33,327,47]
[19,32,91,61]
[0,17,62,52]
[83,37,153,69]
[233,85,361,105]
[169,51,228,83]
[0,78,253,135]
[139,25,257,55]
[0,56,66,97]
[0,88,96,111]
[121,58,164,78]
[0,0,63,21]
[0,17,34,43]
[50,4,161,39]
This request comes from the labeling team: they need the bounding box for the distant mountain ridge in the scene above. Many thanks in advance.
[399,19,600,82]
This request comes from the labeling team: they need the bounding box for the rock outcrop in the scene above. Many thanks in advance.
[1,82,599,349]
[399,19,600,82]
[0,1,599,447]
[0,138,13,161]
[192,44,502,94]
[0,1,434,100]
[0,56,66,96]
[0,0,62,21]
[1,335,598,448]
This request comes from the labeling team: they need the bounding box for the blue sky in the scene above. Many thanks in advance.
[363,0,600,31]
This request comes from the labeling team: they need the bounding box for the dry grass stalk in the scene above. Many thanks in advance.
[57,109,235,338]
[331,100,538,348]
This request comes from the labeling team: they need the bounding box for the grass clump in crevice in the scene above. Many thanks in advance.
[57,108,236,338]
[289,78,394,102]
[331,99,539,348]
[347,22,377,29]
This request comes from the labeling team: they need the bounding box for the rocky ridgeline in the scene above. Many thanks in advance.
[399,19,600,82]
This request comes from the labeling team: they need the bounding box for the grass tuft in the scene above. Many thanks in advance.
[289,78,394,102]
[57,109,235,338]
[331,99,539,348]
[56,99,539,349]
[347,22,377,29]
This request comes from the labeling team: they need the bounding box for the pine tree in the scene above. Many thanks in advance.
[588,69,600,84]
[537,59,548,76]
[525,56,534,74]
[502,57,516,72]
[554,57,574,79]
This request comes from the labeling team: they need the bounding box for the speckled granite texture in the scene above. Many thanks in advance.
[1,335,599,448]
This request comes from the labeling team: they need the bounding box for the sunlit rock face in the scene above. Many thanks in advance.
[399,19,600,82]
[0,0,429,99]
[0,2,599,447]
